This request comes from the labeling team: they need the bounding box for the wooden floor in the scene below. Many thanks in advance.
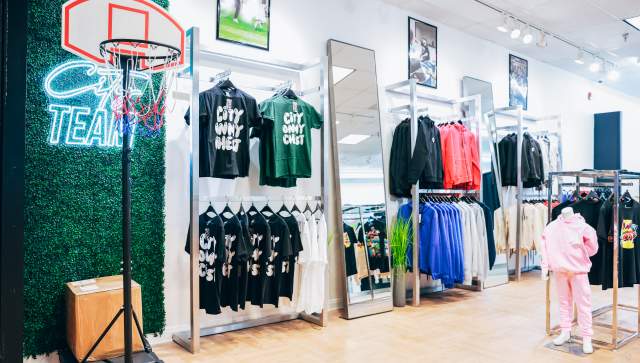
[155,273,640,363]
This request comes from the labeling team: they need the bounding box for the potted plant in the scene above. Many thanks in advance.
[390,217,411,307]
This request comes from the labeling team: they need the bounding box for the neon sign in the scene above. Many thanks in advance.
[44,60,151,147]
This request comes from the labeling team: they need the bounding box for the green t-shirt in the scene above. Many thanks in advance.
[259,95,323,178]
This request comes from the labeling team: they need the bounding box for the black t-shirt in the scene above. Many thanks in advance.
[236,208,253,309]
[551,199,575,221]
[219,213,248,311]
[263,213,292,307]
[279,214,304,299]
[343,223,358,277]
[185,82,261,178]
[246,208,271,307]
[597,199,640,290]
[185,212,226,315]
[571,198,605,285]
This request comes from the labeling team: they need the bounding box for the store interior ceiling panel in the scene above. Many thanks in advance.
[385,0,640,98]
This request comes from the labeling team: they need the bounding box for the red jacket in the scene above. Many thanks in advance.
[439,124,480,190]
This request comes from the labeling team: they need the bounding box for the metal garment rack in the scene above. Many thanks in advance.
[385,79,483,306]
[174,27,329,354]
[488,107,562,281]
[545,170,640,350]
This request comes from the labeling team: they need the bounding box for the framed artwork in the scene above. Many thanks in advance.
[408,17,437,88]
[509,54,528,110]
[217,0,271,50]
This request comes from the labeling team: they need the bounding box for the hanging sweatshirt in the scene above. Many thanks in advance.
[540,213,598,274]
[407,116,444,189]
[389,120,412,198]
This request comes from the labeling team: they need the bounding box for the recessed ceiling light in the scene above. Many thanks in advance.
[574,50,585,65]
[510,25,521,39]
[332,66,355,85]
[589,58,601,72]
[624,15,640,31]
[522,27,533,44]
[497,14,509,32]
[338,134,370,145]
[607,65,620,81]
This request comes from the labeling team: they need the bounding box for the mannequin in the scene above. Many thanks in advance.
[540,207,598,354]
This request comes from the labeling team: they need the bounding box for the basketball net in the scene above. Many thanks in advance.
[100,40,181,137]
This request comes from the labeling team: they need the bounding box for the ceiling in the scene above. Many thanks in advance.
[383,0,640,97]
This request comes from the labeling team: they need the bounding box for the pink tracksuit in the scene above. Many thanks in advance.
[540,213,598,337]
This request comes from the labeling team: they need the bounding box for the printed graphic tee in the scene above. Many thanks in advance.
[263,213,292,306]
[219,213,248,311]
[280,215,304,299]
[245,210,272,307]
[259,94,323,178]
[343,223,358,277]
[597,199,640,290]
[236,208,253,309]
[184,212,226,315]
[185,81,261,178]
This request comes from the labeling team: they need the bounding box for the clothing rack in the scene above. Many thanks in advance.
[546,170,640,350]
[385,79,483,306]
[488,107,563,281]
[174,27,328,354]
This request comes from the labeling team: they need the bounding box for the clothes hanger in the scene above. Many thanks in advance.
[261,201,275,216]
[205,201,218,217]
[303,202,313,214]
[277,201,292,217]
[291,201,301,215]
[221,201,235,219]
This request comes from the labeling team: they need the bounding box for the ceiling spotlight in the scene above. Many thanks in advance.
[574,50,585,65]
[537,31,548,47]
[497,13,509,33]
[607,66,620,81]
[510,24,521,39]
[589,58,601,72]
[522,27,533,44]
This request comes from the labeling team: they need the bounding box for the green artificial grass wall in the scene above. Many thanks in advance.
[24,0,168,357]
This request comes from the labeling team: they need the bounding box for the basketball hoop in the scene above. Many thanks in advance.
[99,38,181,136]
[60,1,185,361]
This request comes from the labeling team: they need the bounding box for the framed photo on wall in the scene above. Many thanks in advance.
[408,17,437,88]
[217,0,271,50]
[509,54,528,110]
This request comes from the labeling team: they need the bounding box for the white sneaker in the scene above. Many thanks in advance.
[583,337,594,354]
[553,331,571,346]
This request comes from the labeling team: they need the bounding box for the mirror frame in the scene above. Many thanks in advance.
[461,76,509,288]
[327,39,393,319]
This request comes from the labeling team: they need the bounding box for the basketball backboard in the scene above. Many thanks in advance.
[62,0,185,72]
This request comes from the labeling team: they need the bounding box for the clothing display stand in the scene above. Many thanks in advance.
[545,170,640,350]
[489,107,562,281]
[173,27,328,354]
[385,79,483,306]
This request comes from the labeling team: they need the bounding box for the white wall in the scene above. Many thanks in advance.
[159,0,640,344]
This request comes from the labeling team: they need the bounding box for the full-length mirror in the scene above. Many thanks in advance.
[328,39,392,319]
[462,76,509,288]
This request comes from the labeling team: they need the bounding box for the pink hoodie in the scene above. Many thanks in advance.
[540,213,598,274]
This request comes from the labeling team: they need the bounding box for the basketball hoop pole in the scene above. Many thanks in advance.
[121,57,134,363]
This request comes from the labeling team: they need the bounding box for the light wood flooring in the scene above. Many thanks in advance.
[155,273,640,362]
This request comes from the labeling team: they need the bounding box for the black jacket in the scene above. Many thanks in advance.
[389,119,412,197]
[407,116,444,189]
[498,133,544,187]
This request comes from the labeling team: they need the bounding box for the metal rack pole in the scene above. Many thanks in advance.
[514,106,523,281]
[187,27,200,354]
[612,171,620,346]
[409,79,420,307]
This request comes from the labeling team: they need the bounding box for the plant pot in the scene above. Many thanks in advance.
[392,267,407,307]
